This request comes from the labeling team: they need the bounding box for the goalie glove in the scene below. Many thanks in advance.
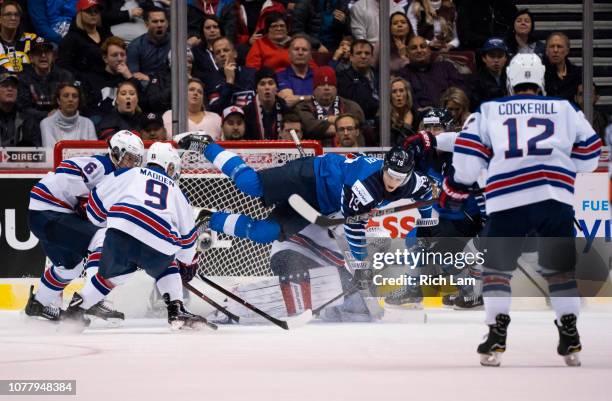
[174,131,215,153]
[439,176,471,211]
[178,253,200,283]
[402,130,436,159]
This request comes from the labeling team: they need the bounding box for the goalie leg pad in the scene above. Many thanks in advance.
[225,266,344,322]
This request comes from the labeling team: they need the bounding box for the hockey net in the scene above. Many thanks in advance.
[54,140,323,277]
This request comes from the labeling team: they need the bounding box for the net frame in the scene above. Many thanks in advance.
[54,140,323,276]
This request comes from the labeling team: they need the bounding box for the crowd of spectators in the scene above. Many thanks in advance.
[0,0,610,150]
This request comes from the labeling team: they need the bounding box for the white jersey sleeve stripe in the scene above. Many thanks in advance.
[454,132,493,161]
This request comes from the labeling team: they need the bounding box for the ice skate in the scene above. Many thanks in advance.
[478,314,510,367]
[61,293,91,330]
[175,131,215,153]
[24,285,61,322]
[85,299,125,325]
[442,293,458,307]
[384,284,423,310]
[163,293,217,331]
[555,314,582,367]
[453,294,484,310]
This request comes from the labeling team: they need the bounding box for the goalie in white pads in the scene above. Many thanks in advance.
[440,54,602,366]
[62,142,212,330]
[211,224,378,324]
[26,130,144,322]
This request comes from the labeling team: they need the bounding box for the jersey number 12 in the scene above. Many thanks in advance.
[503,117,554,159]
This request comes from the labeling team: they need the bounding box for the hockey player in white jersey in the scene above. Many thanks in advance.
[62,142,211,330]
[440,54,602,366]
[25,131,144,322]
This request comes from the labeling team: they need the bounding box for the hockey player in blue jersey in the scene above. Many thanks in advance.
[62,142,211,330]
[440,54,603,366]
[25,130,145,322]
[177,133,433,262]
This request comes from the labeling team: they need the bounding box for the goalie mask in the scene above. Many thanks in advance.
[108,130,145,168]
[506,53,546,95]
[421,107,454,134]
[146,142,182,180]
[383,146,415,188]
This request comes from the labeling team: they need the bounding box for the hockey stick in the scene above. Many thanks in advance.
[289,129,307,157]
[196,272,312,330]
[182,280,240,323]
[289,193,439,227]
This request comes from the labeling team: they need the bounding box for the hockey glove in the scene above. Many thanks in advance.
[174,131,214,153]
[178,253,200,283]
[439,176,471,211]
[402,131,437,159]
[75,196,89,220]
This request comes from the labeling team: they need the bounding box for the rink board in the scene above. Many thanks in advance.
[0,173,610,310]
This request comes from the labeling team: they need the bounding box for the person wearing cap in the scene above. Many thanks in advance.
[126,6,170,79]
[468,37,509,109]
[243,67,290,140]
[202,36,256,115]
[57,0,112,80]
[295,65,364,146]
[28,0,77,45]
[141,112,167,141]
[398,35,466,110]
[0,72,41,146]
[39,82,96,148]
[17,37,74,124]
[337,39,379,123]
[221,106,246,140]
[0,0,38,72]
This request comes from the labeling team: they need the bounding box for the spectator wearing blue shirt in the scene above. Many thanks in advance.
[126,6,170,80]
[28,0,77,44]
[277,34,316,108]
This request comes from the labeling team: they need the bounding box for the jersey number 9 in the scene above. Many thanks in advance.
[145,180,168,210]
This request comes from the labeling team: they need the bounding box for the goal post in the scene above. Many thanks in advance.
[54,139,323,277]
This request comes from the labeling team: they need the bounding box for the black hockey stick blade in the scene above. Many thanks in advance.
[197,272,312,330]
[289,194,439,227]
[183,280,240,324]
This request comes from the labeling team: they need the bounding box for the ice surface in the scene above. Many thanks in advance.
[0,307,610,401]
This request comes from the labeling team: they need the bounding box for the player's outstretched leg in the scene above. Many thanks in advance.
[555,314,582,366]
[209,212,281,244]
[478,313,510,367]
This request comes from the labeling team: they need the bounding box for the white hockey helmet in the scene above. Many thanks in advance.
[506,53,546,95]
[108,130,145,168]
[145,142,181,180]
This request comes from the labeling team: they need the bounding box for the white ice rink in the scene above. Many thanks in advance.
[1,306,611,401]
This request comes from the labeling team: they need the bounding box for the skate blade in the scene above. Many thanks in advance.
[183,320,218,331]
[170,320,185,331]
[480,352,503,367]
[563,352,581,367]
[453,304,484,311]
[87,315,124,328]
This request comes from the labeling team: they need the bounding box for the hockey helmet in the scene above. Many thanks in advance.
[383,146,415,186]
[108,130,144,168]
[421,107,454,132]
[146,142,181,180]
[506,53,546,95]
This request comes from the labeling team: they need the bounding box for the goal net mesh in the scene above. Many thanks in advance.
[56,140,322,277]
